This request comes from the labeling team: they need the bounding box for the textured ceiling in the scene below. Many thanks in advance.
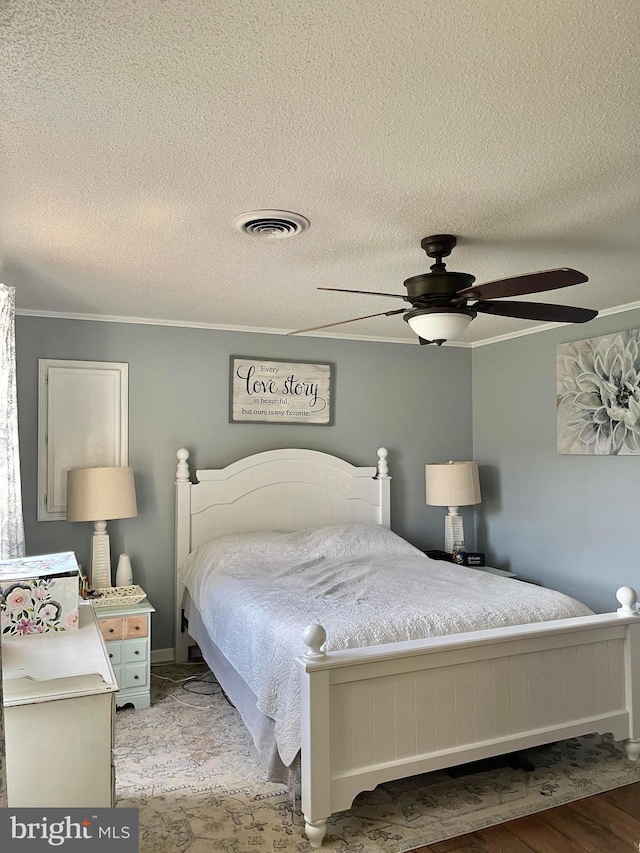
[2,0,639,344]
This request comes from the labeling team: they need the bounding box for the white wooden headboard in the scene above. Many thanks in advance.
[174,447,391,660]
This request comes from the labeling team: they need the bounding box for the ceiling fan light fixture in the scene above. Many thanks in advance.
[405,308,476,344]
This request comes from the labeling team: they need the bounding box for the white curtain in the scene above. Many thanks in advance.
[0,283,25,560]
[0,282,24,806]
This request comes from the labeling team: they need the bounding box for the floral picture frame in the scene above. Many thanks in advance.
[557,328,640,455]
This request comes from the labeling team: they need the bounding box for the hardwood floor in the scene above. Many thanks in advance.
[414,782,640,852]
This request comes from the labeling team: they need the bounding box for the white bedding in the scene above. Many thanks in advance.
[178,523,593,766]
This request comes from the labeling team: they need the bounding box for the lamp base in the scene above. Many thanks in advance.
[444,513,464,554]
[91,521,113,589]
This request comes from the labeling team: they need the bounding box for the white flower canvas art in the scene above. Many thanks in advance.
[557,329,640,455]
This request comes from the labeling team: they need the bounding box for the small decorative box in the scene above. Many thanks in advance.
[0,551,81,636]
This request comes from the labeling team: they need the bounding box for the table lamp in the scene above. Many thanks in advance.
[425,460,481,553]
[66,466,137,589]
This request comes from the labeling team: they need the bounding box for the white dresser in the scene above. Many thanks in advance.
[1,601,118,807]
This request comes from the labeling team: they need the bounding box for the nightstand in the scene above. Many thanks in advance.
[423,550,518,579]
[471,564,518,580]
[95,597,155,709]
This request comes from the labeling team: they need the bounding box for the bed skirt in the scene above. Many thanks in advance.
[186,599,301,790]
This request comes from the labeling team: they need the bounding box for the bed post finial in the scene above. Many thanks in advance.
[377,447,389,478]
[303,624,327,662]
[616,586,639,616]
[176,448,190,483]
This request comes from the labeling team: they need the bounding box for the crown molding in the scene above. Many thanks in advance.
[16,300,640,348]
[14,308,470,347]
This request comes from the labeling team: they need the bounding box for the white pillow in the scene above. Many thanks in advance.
[178,522,421,586]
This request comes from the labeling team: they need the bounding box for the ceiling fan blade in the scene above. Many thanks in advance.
[474,300,598,323]
[418,337,434,345]
[318,287,406,299]
[287,308,405,335]
[457,268,588,301]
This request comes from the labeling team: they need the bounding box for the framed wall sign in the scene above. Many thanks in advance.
[37,359,129,521]
[230,357,334,425]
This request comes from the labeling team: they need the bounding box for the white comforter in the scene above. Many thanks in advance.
[178,523,593,766]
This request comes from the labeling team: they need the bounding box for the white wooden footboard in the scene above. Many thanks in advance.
[296,589,640,848]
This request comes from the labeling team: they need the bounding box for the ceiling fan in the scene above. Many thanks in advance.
[288,234,598,345]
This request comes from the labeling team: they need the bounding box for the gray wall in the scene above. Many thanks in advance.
[472,307,640,613]
[16,316,473,649]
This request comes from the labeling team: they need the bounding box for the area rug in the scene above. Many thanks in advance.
[114,663,640,852]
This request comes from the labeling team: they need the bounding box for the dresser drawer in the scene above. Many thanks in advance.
[105,640,123,666]
[120,662,148,690]
[125,615,148,639]
[99,617,124,641]
[123,638,148,664]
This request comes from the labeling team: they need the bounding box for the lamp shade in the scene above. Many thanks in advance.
[66,467,137,522]
[425,461,481,507]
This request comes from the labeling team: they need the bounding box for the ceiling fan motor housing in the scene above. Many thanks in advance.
[403,271,475,301]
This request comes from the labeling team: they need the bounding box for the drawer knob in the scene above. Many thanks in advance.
[134,625,140,631]
[134,650,140,655]
[109,628,114,633]
[134,675,139,680]
[109,653,113,659]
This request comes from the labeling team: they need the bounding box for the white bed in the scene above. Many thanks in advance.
[174,446,640,848]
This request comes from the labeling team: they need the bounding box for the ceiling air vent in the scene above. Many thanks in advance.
[232,210,310,239]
